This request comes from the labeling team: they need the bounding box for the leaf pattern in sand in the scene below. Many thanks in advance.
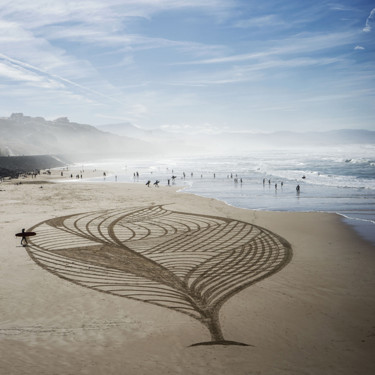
[27,205,292,346]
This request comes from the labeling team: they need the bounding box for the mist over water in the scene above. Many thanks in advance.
[78,146,375,245]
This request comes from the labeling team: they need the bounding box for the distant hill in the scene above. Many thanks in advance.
[2,114,373,159]
[0,114,152,158]
[0,155,68,178]
[96,122,190,153]
[97,122,158,140]
[96,121,375,154]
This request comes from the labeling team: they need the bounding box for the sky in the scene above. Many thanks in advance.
[0,0,374,134]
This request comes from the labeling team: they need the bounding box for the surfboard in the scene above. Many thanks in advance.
[15,232,36,237]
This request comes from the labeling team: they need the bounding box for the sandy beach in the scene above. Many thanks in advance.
[1,168,374,375]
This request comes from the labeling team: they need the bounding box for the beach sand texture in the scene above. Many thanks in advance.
[1,171,374,375]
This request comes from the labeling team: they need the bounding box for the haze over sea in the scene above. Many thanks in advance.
[76,145,375,246]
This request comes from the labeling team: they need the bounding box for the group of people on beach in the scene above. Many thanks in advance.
[140,170,303,194]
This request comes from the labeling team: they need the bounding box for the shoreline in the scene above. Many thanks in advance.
[1,171,374,374]
[52,166,375,247]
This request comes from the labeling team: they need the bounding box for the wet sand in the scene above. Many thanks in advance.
[0,168,374,375]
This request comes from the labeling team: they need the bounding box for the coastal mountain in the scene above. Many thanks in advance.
[0,113,151,158]
[1,113,374,159]
[96,122,192,153]
[96,122,375,154]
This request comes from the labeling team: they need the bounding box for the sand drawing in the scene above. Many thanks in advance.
[26,205,292,346]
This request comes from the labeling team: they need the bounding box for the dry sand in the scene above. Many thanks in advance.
[0,168,374,375]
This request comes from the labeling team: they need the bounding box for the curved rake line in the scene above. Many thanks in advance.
[158,220,251,256]
[192,222,253,254]
[147,219,229,255]
[120,206,168,223]
[71,212,111,242]
[105,207,169,246]
[94,285,187,298]
[211,230,292,312]
[117,220,169,242]
[204,246,276,305]
[186,229,266,284]
[114,223,138,242]
[85,212,121,244]
[79,207,153,245]
[201,236,271,289]
[46,212,111,245]
[198,254,255,303]
[189,248,241,292]
[155,211,216,232]
[96,211,131,244]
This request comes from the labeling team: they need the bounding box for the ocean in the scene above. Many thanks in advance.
[80,145,375,246]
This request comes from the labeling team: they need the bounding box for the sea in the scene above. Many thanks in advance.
[77,145,375,246]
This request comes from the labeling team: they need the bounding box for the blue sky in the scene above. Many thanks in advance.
[0,0,374,133]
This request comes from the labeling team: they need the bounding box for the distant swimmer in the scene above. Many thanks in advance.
[296,184,300,192]
[302,175,306,179]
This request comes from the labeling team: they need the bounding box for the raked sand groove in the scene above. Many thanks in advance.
[26,205,292,346]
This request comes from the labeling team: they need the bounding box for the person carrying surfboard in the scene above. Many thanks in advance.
[15,229,36,246]
[20,229,28,246]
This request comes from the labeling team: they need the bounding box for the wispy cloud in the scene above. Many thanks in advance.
[0,60,63,89]
[234,14,287,29]
[0,53,123,104]
[363,8,375,32]
[174,31,357,66]
[164,56,342,88]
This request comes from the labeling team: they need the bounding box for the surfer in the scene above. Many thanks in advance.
[20,229,28,246]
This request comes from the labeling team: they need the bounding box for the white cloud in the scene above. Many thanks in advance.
[0,59,65,89]
[235,14,286,29]
[354,45,365,50]
[175,31,357,66]
[0,53,125,104]
[363,8,375,32]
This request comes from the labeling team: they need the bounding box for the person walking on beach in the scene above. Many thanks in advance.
[146,180,151,187]
[20,229,28,246]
